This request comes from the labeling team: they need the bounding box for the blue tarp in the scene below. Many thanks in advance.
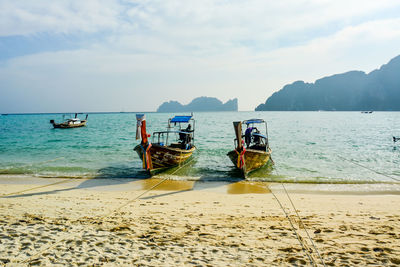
[136,113,145,120]
[252,133,267,139]
[243,119,264,124]
[170,116,192,123]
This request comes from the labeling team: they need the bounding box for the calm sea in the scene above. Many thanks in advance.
[1,112,399,183]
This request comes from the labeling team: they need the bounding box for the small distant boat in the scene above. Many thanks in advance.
[134,114,196,175]
[361,111,373,114]
[227,119,272,178]
[50,113,88,128]
[394,136,400,143]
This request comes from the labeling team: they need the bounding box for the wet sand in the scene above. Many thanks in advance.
[0,176,400,266]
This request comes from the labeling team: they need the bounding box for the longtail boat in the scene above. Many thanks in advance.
[227,119,272,178]
[50,113,88,128]
[134,114,196,175]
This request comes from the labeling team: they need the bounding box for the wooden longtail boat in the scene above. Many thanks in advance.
[227,119,272,178]
[50,113,88,128]
[134,114,196,175]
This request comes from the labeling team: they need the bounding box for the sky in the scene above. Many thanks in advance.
[1,0,400,113]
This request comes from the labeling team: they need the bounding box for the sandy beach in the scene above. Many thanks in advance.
[0,176,399,266]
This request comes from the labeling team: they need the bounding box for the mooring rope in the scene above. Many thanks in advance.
[282,184,326,267]
[0,179,74,198]
[270,189,316,266]
[337,155,400,182]
[21,153,197,264]
[269,166,324,266]
[0,157,75,198]
[105,152,196,217]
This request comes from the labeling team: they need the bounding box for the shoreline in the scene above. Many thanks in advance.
[1,174,400,195]
[1,176,399,265]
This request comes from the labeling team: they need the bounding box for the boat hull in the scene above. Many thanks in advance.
[134,144,195,175]
[227,148,272,177]
[52,121,87,128]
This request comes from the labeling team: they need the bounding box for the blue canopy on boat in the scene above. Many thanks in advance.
[252,133,267,139]
[136,113,145,120]
[243,119,265,124]
[170,116,192,123]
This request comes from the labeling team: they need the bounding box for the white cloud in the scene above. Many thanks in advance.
[1,1,400,112]
[116,0,400,50]
[263,18,400,79]
[0,0,121,36]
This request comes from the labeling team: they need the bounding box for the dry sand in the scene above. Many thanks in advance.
[0,176,399,266]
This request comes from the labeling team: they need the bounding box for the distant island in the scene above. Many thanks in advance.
[157,97,238,112]
[256,55,400,111]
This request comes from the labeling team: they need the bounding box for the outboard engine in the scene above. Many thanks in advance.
[50,119,55,124]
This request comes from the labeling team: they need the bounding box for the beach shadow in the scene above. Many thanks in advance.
[4,164,150,199]
[95,165,150,179]
[187,162,274,194]
[5,159,274,199]
[152,166,265,196]
[143,156,275,197]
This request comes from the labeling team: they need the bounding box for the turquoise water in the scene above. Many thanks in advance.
[1,112,400,183]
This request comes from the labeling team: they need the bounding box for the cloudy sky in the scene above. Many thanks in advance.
[1,0,400,113]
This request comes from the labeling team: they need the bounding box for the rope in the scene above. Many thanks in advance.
[270,189,316,266]
[21,152,196,264]
[282,184,326,267]
[0,157,73,198]
[337,155,400,182]
[270,165,324,266]
[105,153,196,218]
[0,179,74,198]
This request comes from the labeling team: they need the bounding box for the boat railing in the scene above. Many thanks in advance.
[62,113,88,121]
[152,130,193,146]
[242,120,269,148]
[167,115,195,145]
[234,121,270,149]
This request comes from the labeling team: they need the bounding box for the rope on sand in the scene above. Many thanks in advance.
[337,155,400,182]
[20,154,196,264]
[0,179,74,198]
[100,155,195,219]
[270,166,325,266]
[270,189,316,266]
[281,184,326,267]
[0,157,75,198]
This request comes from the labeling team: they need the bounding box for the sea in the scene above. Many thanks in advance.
[1,111,400,184]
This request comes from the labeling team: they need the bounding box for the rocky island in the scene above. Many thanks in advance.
[256,55,400,111]
[157,97,238,112]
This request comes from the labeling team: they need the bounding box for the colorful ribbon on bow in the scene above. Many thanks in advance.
[235,141,246,169]
[141,143,153,170]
